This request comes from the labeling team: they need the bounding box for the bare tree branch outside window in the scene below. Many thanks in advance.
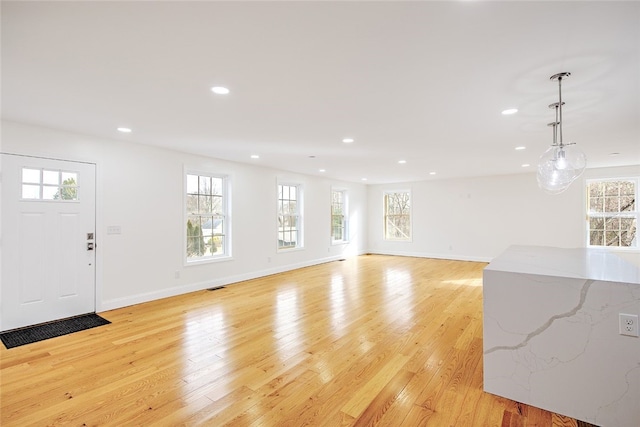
[384,191,411,240]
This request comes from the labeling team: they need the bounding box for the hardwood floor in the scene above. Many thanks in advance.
[1,255,585,426]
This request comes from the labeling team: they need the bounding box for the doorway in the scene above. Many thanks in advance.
[1,154,96,331]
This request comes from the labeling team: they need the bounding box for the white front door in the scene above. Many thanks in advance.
[1,154,96,331]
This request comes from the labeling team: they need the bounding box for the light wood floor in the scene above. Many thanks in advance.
[1,255,586,426]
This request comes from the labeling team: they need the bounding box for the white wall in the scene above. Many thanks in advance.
[1,121,368,311]
[2,120,637,312]
[368,165,640,262]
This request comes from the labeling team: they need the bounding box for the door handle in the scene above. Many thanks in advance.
[87,242,94,251]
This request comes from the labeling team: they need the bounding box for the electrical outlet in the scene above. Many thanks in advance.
[619,314,639,337]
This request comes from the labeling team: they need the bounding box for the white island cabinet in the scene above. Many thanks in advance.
[483,245,640,427]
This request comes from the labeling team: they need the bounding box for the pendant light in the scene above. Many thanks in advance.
[536,72,586,194]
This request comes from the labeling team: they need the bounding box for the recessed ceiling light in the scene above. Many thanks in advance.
[515,146,526,150]
[429,171,437,175]
[319,169,326,172]
[398,160,407,164]
[211,86,230,95]
[609,152,620,156]
[342,138,354,143]
[250,154,260,159]
[502,108,518,115]
[522,163,530,167]
[117,127,132,133]
[361,178,367,181]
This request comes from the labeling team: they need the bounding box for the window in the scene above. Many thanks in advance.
[186,172,230,262]
[331,189,348,243]
[587,178,637,248]
[384,191,411,241]
[278,183,302,249]
[21,168,79,201]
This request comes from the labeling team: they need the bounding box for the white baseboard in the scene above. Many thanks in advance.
[99,254,351,312]
[366,249,492,263]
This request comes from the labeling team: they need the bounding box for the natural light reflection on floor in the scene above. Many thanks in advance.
[275,288,302,357]
[182,306,228,400]
[383,267,413,294]
[443,278,483,287]
[184,306,227,358]
[383,267,414,324]
[330,274,346,336]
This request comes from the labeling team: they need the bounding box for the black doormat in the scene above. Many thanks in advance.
[0,313,110,349]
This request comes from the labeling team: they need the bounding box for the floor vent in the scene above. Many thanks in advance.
[207,286,226,291]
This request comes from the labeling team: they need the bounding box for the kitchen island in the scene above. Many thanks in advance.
[483,245,640,427]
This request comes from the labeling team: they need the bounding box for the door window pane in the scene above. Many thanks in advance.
[22,169,40,184]
[43,186,58,200]
[22,184,40,199]
[43,170,59,185]
[61,171,78,183]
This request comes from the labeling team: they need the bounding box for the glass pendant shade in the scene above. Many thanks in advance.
[536,144,586,194]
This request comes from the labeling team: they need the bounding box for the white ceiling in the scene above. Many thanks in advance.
[2,1,639,184]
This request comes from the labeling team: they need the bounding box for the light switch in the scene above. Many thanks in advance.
[107,226,122,235]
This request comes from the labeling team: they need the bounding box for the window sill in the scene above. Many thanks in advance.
[185,255,233,267]
[587,245,639,253]
[277,246,305,254]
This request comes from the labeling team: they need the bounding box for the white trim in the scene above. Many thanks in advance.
[276,181,304,252]
[183,167,232,265]
[99,254,353,311]
[330,187,349,245]
[382,188,412,242]
[367,249,492,263]
[585,176,639,249]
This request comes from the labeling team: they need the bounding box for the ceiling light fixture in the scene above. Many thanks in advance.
[342,138,354,143]
[319,169,326,172]
[250,154,260,159]
[522,164,530,168]
[536,72,586,195]
[117,127,132,133]
[429,172,436,175]
[211,86,230,95]
[398,160,407,164]
[502,108,518,115]
[515,146,526,151]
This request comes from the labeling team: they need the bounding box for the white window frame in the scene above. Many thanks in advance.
[383,190,412,241]
[331,188,348,244]
[586,177,638,250]
[184,169,232,265]
[20,167,80,202]
[277,182,303,251]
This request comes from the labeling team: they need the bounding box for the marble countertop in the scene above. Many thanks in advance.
[485,245,640,285]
